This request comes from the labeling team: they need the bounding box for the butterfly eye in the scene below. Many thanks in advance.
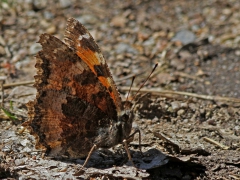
[121,113,129,122]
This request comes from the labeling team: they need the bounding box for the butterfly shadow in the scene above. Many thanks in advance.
[62,148,170,170]
[56,147,206,179]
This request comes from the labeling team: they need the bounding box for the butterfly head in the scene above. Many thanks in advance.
[116,100,135,141]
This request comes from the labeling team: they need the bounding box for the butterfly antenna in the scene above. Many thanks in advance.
[132,63,158,101]
[126,76,135,102]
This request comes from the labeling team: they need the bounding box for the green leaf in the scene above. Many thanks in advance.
[1,107,18,120]
[10,101,13,110]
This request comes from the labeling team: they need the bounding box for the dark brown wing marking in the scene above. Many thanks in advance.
[64,17,123,113]
[25,34,118,158]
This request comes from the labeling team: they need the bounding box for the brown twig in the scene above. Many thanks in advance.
[0,76,7,107]
[174,71,204,82]
[229,174,240,180]
[119,86,240,103]
[1,81,4,107]
[3,80,34,88]
[203,137,229,150]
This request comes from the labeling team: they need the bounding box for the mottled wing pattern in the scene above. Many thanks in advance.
[64,18,123,113]
[26,33,118,158]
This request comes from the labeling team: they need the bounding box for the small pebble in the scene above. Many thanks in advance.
[171,101,180,111]
[15,158,25,166]
[177,109,185,116]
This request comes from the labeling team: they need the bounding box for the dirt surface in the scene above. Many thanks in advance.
[0,0,240,179]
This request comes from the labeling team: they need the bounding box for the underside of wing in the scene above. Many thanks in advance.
[64,18,123,113]
[26,34,118,158]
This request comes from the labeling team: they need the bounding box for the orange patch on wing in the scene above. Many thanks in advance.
[76,48,117,104]
[76,48,100,72]
[98,76,117,104]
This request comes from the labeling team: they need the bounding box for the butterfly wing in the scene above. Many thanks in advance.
[26,33,119,158]
[64,18,123,114]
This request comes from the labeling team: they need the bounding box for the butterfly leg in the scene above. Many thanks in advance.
[122,128,142,167]
[74,144,97,175]
[82,144,97,168]
[127,128,142,154]
[123,139,135,167]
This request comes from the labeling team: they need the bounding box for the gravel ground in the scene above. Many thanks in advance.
[0,0,239,179]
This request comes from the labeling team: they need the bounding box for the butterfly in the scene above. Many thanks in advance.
[25,17,140,167]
